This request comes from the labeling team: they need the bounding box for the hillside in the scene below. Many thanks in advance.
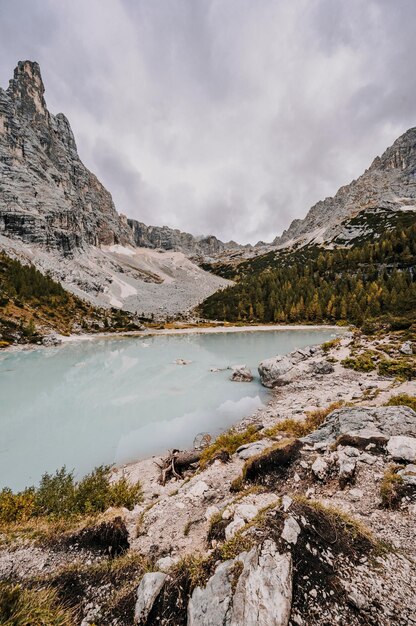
[0,252,143,346]
[200,221,416,327]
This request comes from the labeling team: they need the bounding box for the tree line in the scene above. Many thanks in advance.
[200,223,416,326]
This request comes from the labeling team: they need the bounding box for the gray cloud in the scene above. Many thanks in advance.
[0,0,415,243]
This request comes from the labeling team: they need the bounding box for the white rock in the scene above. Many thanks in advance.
[187,480,210,498]
[234,503,259,522]
[387,436,416,462]
[282,495,293,512]
[205,505,221,521]
[225,517,246,540]
[312,456,328,480]
[188,559,235,626]
[236,440,269,459]
[222,506,234,520]
[348,488,364,502]
[309,588,318,598]
[281,516,301,545]
[400,341,413,355]
[230,540,292,626]
[134,572,166,624]
[155,556,177,572]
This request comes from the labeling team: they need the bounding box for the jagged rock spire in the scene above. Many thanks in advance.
[6,60,48,121]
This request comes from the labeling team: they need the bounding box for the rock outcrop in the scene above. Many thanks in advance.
[0,61,133,255]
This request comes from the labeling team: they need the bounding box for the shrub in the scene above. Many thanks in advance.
[378,359,416,380]
[341,353,376,372]
[0,583,73,626]
[0,466,142,524]
[321,338,341,353]
[380,466,406,509]
[385,394,416,412]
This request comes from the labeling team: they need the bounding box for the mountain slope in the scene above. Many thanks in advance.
[0,61,229,317]
[274,127,416,248]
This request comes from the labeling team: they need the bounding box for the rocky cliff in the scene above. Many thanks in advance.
[274,127,416,247]
[0,61,133,255]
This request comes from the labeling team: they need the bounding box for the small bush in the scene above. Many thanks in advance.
[0,583,73,626]
[378,358,416,380]
[342,353,376,372]
[321,338,341,353]
[380,466,406,509]
[385,394,416,412]
[0,466,142,524]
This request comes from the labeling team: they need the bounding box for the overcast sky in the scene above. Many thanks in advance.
[0,0,415,243]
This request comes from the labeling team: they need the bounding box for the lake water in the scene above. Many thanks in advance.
[0,328,338,490]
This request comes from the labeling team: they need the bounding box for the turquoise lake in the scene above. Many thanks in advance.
[0,328,338,490]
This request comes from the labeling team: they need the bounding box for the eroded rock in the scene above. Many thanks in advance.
[134,572,167,624]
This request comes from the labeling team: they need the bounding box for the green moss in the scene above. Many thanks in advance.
[265,402,343,439]
[378,358,416,380]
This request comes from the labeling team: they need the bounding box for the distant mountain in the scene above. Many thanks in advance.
[274,127,416,248]
[0,61,229,317]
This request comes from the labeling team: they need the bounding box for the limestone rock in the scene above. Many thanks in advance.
[301,406,416,448]
[230,365,253,382]
[312,456,329,480]
[387,436,416,463]
[309,360,334,375]
[236,440,270,460]
[400,341,413,355]
[187,559,235,626]
[134,572,166,624]
[230,540,292,626]
[258,355,294,388]
[281,516,301,545]
[398,464,416,486]
[234,503,258,522]
[225,517,245,540]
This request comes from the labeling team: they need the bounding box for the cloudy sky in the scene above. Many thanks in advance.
[0,0,415,243]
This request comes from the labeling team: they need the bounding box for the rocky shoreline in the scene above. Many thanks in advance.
[1,329,415,625]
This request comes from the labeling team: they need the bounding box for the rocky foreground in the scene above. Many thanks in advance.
[1,331,415,625]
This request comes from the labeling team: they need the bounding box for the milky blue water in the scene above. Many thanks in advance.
[0,329,337,490]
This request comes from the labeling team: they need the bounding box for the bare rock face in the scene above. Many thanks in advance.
[274,127,416,248]
[0,61,133,255]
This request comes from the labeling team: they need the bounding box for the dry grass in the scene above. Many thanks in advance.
[265,401,344,439]
[380,465,405,509]
[385,393,416,412]
[0,582,74,626]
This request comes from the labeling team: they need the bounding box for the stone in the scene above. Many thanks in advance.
[312,456,329,480]
[187,559,235,626]
[258,355,294,388]
[134,572,166,624]
[225,517,246,540]
[309,360,334,375]
[398,464,416,486]
[234,503,258,521]
[174,358,192,365]
[230,365,253,382]
[301,406,416,447]
[155,556,177,572]
[400,341,413,355]
[187,480,210,498]
[236,439,269,459]
[348,488,364,502]
[282,495,293,512]
[230,540,292,626]
[337,449,357,488]
[387,436,416,462]
[281,516,301,545]
[41,334,62,347]
[205,505,221,521]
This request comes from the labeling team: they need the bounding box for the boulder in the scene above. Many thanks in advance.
[234,503,259,522]
[42,334,62,347]
[311,456,329,480]
[258,355,294,388]
[134,572,167,624]
[387,436,416,463]
[301,406,416,448]
[337,447,358,488]
[230,365,253,382]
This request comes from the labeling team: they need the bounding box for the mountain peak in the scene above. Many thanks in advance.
[6,60,47,120]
